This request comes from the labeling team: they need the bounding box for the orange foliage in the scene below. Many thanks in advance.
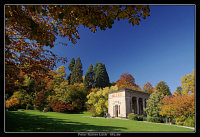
[116,73,141,91]
[6,98,19,109]
[159,93,195,119]
[143,82,155,93]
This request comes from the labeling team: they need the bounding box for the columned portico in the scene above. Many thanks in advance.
[108,88,150,118]
[136,97,139,115]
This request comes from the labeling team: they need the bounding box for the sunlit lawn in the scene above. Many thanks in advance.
[5,110,194,132]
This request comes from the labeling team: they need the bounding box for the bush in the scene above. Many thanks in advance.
[6,98,19,111]
[26,104,33,110]
[128,113,138,120]
[147,116,162,123]
[138,115,146,121]
[183,116,195,127]
[52,101,74,113]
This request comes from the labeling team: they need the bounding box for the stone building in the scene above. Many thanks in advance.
[108,88,150,118]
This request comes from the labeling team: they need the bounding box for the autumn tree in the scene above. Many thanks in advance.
[33,89,48,111]
[158,94,195,126]
[5,5,150,97]
[156,81,171,96]
[116,73,141,91]
[70,57,83,84]
[53,65,66,88]
[173,86,183,96]
[143,82,155,94]
[181,70,195,94]
[93,63,110,88]
[87,85,118,116]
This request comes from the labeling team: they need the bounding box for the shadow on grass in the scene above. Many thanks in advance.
[5,111,127,132]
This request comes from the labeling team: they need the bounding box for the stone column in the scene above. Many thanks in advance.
[143,98,146,115]
[130,96,132,112]
[137,97,139,115]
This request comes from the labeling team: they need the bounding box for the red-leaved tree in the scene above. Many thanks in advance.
[116,73,141,91]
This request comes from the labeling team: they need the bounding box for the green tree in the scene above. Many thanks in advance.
[173,86,183,96]
[67,58,75,84]
[145,91,164,119]
[84,64,95,90]
[156,81,171,96]
[71,57,83,84]
[93,63,110,88]
[181,70,195,94]
[66,83,88,111]
[68,58,75,71]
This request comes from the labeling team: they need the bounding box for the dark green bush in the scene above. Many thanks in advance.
[128,113,138,120]
[171,118,176,124]
[147,116,162,123]
[138,115,144,121]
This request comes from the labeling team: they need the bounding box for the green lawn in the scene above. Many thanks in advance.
[5,110,194,132]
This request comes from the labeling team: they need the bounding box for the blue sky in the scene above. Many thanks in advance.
[50,5,195,94]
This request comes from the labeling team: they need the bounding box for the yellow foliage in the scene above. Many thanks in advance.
[86,85,118,116]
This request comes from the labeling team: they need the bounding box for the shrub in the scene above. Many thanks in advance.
[147,116,162,123]
[175,117,185,126]
[52,101,74,113]
[183,116,195,127]
[6,98,19,111]
[138,115,145,121]
[171,118,176,124]
[128,113,138,120]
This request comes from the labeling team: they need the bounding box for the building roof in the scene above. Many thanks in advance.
[109,88,150,95]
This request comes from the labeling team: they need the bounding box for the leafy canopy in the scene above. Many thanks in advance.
[5,5,150,96]
[156,81,171,96]
[116,73,142,91]
[181,70,195,94]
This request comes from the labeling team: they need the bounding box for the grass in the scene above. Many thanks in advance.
[5,110,194,132]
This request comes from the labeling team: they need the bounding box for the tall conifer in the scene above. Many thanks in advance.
[84,64,95,89]
[68,57,75,71]
[71,57,83,84]
[93,63,110,88]
[67,57,75,84]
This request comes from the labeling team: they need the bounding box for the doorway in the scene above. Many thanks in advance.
[113,105,120,117]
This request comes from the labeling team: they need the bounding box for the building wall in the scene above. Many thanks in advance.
[108,91,126,117]
[108,89,150,118]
